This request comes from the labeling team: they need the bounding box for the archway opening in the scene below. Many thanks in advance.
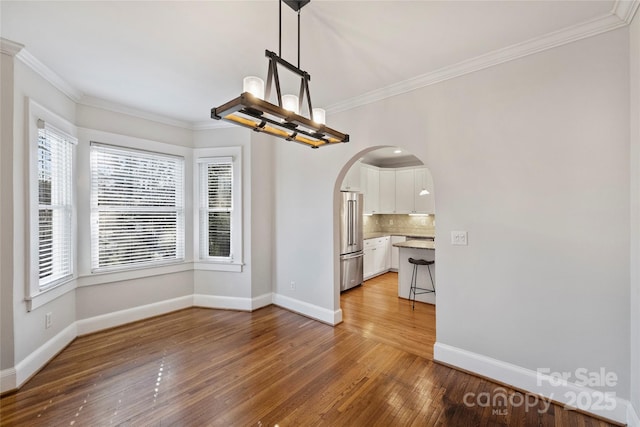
[334,145,437,360]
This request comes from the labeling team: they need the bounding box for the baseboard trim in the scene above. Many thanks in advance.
[76,295,193,336]
[272,293,342,325]
[11,323,77,392]
[192,293,273,311]
[628,403,640,427]
[251,293,273,311]
[434,342,629,425]
[0,368,17,394]
[193,294,251,311]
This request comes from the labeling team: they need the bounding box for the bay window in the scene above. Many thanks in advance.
[90,143,185,271]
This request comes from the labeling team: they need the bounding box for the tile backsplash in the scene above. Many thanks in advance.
[363,214,435,235]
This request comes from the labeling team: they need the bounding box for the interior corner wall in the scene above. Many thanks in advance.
[273,27,631,397]
[629,7,640,415]
[1,51,16,370]
[249,132,274,299]
[11,59,77,365]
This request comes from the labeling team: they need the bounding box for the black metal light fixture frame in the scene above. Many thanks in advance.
[211,0,349,149]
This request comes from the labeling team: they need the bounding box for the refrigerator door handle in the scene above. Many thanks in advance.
[341,251,363,260]
[347,200,354,246]
[353,199,358,246]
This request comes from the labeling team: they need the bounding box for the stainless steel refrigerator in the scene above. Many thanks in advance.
[340,192,364,292]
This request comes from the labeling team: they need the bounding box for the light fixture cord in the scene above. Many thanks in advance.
[297,8,301,69]
[279,0,282,57]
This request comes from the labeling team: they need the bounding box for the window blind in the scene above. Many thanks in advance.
[200,158,233,259]
[91,143,184,270]
[37,119,76,289]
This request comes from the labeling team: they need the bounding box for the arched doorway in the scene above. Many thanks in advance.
[334,145,437,359]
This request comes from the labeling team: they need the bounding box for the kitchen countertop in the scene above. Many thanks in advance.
[364,231,435,240]
[392,240,436,250]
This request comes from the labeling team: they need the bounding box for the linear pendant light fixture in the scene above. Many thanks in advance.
[211,0,349,149]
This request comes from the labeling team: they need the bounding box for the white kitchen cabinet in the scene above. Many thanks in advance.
[361,165,435,215]
[361,165,380,214]
[394,168,415,214]
[390,235,407,270]
[363,246,375,279]
[373,236,390,274]
[363,236,390,279]
[341,161,361,192]
[414,167,434,214]
[379,170,396,213]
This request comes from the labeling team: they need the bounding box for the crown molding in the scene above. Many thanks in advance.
[0,37,24,56]
[78,95,193,130]
[612,0,640,23]
[326,9,630,115]
[15,49,83,102]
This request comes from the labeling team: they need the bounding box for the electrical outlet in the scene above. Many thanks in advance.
[45,312,52,329]
[290,281,296,290]
[389,219,394,225]
[451,231,468,246]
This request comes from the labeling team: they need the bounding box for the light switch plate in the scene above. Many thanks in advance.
[451,231,468,246]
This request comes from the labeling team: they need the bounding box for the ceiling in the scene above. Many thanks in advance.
[0,1,621,129]
[360,147,423,169]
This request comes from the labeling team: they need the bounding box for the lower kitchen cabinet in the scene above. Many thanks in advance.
[363,236,390,280]
[364,246,375,279]
[390,235,407,270]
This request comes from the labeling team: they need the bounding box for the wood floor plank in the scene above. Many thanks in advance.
[0,274,620,426]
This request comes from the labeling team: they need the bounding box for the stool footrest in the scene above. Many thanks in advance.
[408,259,435,310]
[412,287,435,295]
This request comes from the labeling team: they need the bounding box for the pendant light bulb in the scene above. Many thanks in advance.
[282,94,299,114]
[243,76,265,99]
[419,172,429,196]
[312,108,326,125]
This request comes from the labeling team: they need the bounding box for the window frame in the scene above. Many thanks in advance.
[90,142,186,273]
[26,99,78,311]
[194,147,243,272]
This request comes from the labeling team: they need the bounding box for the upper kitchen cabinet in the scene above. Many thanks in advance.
[360,164,380,214]
[394,169,415,213]
[341,161,361,192]
[414,167,435,214]
[394,167,435,214]
[379,170,396,213]
[356,148,434,215]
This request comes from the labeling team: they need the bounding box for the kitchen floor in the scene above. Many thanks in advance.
[338,272,436,360]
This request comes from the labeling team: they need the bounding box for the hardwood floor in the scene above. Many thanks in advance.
[340,272,436,360]
[0,275,616,426]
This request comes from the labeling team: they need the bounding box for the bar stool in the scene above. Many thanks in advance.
[408,257,435,310]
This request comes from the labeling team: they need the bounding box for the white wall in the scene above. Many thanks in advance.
[75,272,194,320]
[76,104,192,148]
[629,6,640,418]
[1,49,16,371]
[249,132,274,300]
[272,140,347,323]
[273,27,631,401]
